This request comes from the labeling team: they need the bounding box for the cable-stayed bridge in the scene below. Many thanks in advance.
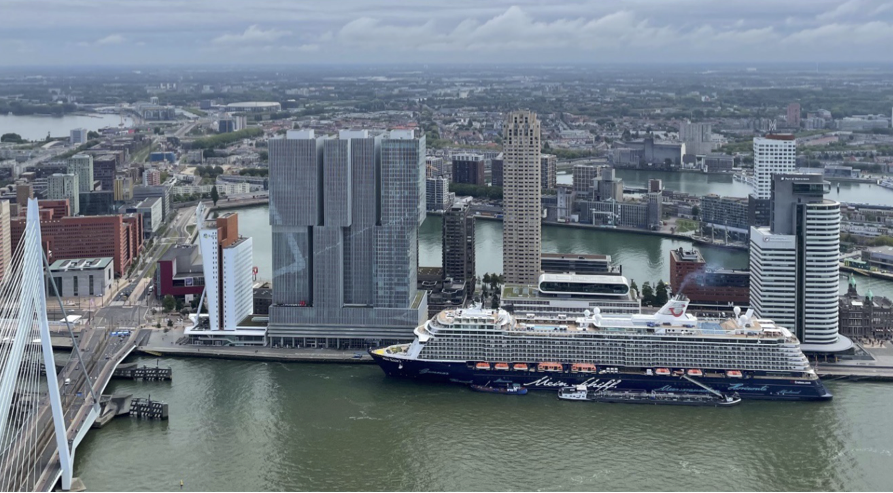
[0,198,142,491]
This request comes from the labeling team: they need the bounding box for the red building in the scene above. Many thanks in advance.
[10,214,143,276]
[156,244,204,298]
[669,248,750,307]
[19,199,70,220]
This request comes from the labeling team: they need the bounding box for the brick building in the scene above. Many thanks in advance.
[10,214,143,276]
[669,248,749,307]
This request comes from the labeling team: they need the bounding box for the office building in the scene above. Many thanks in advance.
[67,154,94,193]
[267,129,428,347]
[502,110,542,285]
[490,153,504,187]
[114,176,134,202]
[541,154,557,191]
[155,244,205,299]
[78,190,116,216]
[197,212,253,331]
[541,253,619,276]
[46,258,114,298]
[133,181,172,219]
[47,173,80,216]
[669,248,749,308]
[451,154,486,186]
[700,194,749,240]
[572,164,600,196]
[753,134,796,200]
[786,103,801,128]
[16,184,33,208]
[679,122,714,156]
[425,156,448,179]
[132,197,163,236]
[10,213,142,276]
[91,154,117,191]
[442,196,475,283]
[502,273,640,318]
[749,174,848,351]
[70,128,88,145]
[426,176,450,212]
[648,179,663,193]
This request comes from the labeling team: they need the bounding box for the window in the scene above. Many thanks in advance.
[73,277,78,296]
[89,275,94,296]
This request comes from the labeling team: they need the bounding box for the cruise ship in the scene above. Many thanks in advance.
[370,296,832,401]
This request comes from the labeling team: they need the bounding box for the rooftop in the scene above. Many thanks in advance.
[49,257,113,271]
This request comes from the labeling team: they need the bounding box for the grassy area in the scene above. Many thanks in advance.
[675,219,699,233]
[131,142,157,163]
[185,107,208,117]
[186,225,196,236]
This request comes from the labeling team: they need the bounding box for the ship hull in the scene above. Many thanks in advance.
[370,352,832,401]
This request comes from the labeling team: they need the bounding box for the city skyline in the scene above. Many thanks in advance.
[2,1,893,65]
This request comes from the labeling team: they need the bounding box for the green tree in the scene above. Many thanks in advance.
[629,279,638,294]
[691,205,700,219]
[491,294,500,309]
[153,127,162,135]
[1,133,24,143]
[655,280,669,306]
[167,319,173,327]
[482,273,492,285]
[87,131,100,140]
[641,282,655,306]
[210,185,220,206]
[162,295,176,312]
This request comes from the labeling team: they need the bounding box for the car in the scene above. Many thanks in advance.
[352,353,363,359]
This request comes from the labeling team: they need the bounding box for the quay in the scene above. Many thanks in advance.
[137,344,377,363]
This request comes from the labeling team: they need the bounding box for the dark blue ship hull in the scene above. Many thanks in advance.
[370,352,833,401]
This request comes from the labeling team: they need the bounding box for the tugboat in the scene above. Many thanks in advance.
[557,385,740,407]
[470,382,528,395]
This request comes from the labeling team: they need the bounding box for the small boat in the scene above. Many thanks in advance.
[470,383,528,395]
[538,362,563,372]
[475,362,490,370]
[727,370,743,378]
[558,385,741,407]
[571,363,597,373]
[687,369,703,377]
[494,362,510,371]
[655,368,671,376]
[513,363,529,371]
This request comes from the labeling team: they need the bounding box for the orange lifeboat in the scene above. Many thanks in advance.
[494,362,510,371]
[687,369,703,377]
[513,363,529,371]
[571,363,597,373]
[727,370,743,378]
[475,362,491,370]
[537,362,563,372]
[655,368,671,376]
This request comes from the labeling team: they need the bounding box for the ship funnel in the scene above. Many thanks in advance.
[656,297,689,319]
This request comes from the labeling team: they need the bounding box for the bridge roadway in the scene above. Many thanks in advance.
[0,327,146,491]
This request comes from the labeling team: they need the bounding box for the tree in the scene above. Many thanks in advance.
[491,294,500,309]
[162,295,176,312]
[691,205,700,219]
[655,280,669,306]
[87,131,100,140]
[210,185,220,206]
[629,279,638,294]
[641,282,655,306]
[1,133,24,143]
[167,319,173,327]
[482,273,492,285]
[154,127,162,135]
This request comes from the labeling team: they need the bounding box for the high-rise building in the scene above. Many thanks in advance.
[786,103,801,128]
[0,202,10,283]
[267,129,427,347]
[426,176,450,212]
[198,211,253,331]
[752,134,796,200]
[425,156,448,179]
[47,173,80,216]
[451,153,485,186]
[114,176,134,201]
[749,174,847,351]
[490,153,504,187]
[143,169,162,186]
[16,184,33,208]
[679,122,714,156]
[442,196,475,283]
[91,154,117,191]
[67,154,93,193]
[502,110,542,285]
[572,164,599,196]
[540,154,557,191]
[70,128,88,145]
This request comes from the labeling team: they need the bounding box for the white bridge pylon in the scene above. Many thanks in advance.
[0,198,100,491]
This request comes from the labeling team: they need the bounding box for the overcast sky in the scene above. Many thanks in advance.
[1,0,892,66]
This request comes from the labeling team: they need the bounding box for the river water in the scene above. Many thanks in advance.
[76,356,893,491]
[0,113,132,141]
[74,175,893,491]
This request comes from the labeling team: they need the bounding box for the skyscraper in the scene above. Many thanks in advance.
[749,174,848,350]
[540,154,557,191]
[752,134,796,200]
[442,196,475,284]
[787,103,801,128]
[197,211,254,331]
[502,110,542,285]
[67,154,94,193]
[47,173,79,216]
[267,129,428,348]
